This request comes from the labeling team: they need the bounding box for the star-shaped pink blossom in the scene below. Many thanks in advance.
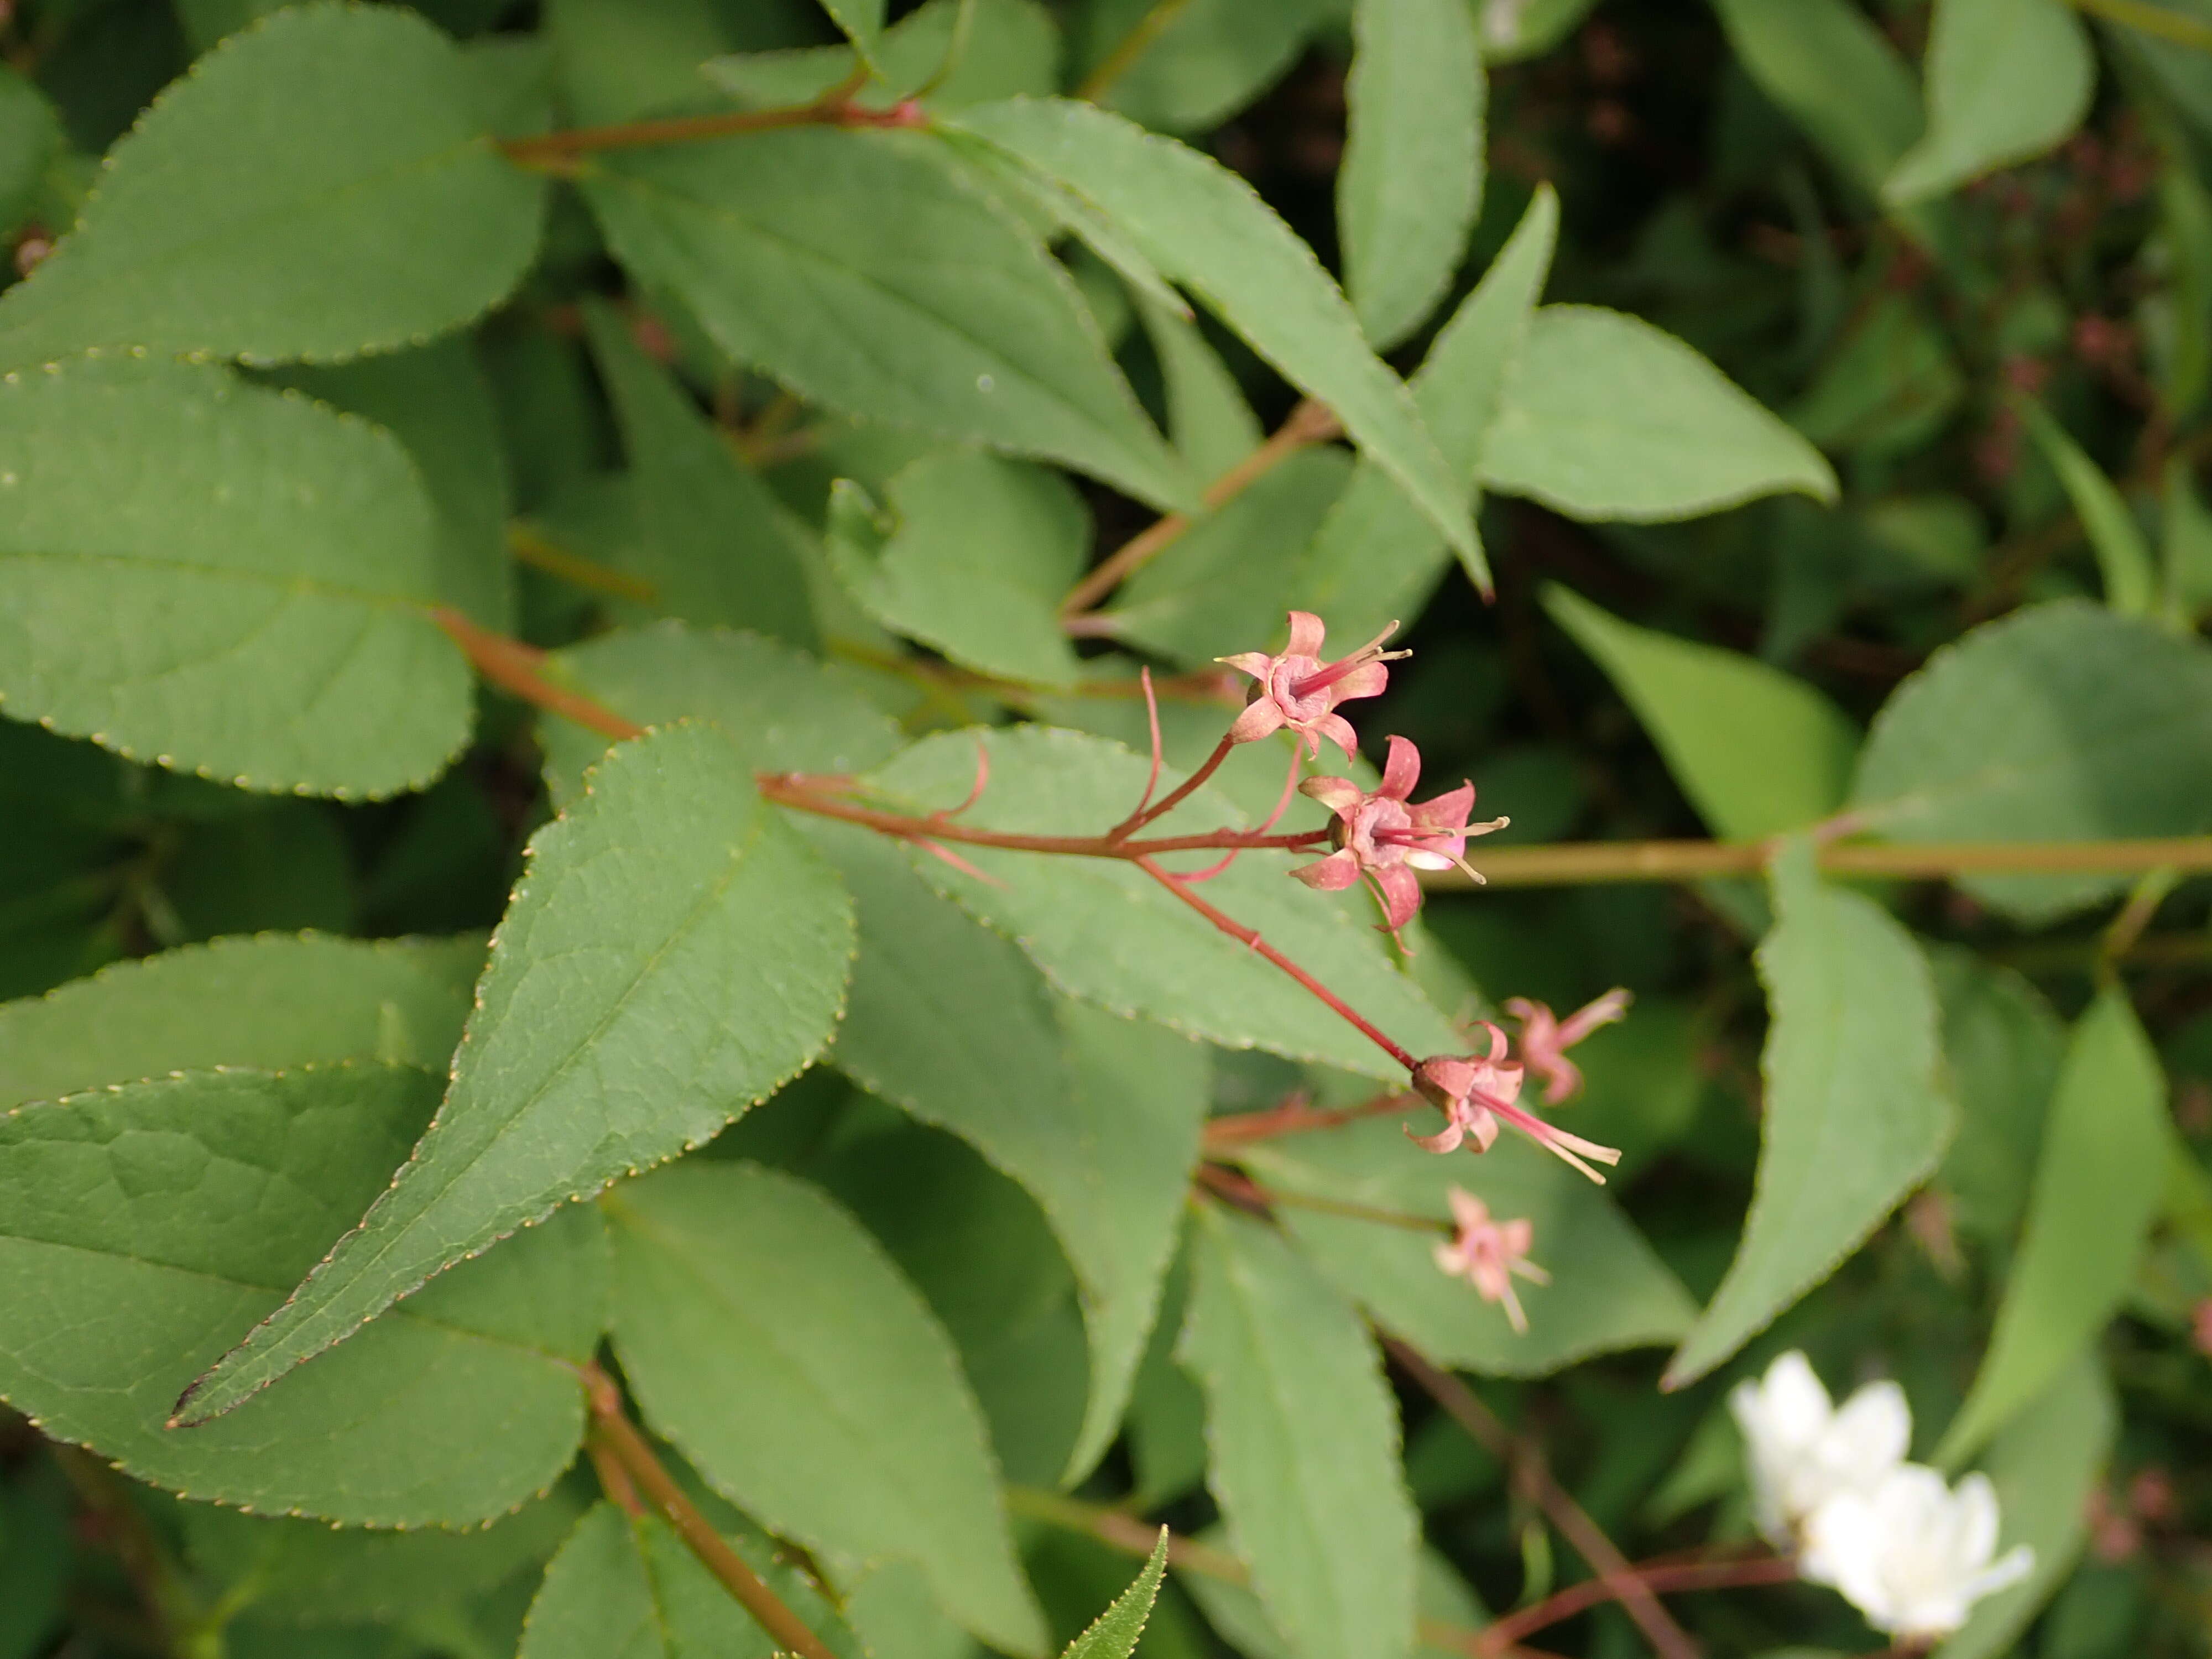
[1408,1023,1623,1184]
[1505,988,1632,1104]
[1292,735,1507,932]
[1219,611,1405,760]
[1433,1187,1549,1333]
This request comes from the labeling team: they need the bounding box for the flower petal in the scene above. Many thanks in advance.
[1285,611,1327,658]
[1290,849,1362,891]
[1407,780,1475,832]
[1373,864,1423,930]
[1227,699,1288,744]
[1379,735,1422,801]
[1300,775,1366,816]
[1311,711,1360,758]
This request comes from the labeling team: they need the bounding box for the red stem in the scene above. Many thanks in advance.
[1109,733,1236,841]
[1473,1554,1800,1650]
[1136,855,1418,1072]
[1202,1088,1416,1148]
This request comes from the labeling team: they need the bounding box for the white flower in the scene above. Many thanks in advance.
[1801,1465,2036,1639]
[1729,1350,1911,1546]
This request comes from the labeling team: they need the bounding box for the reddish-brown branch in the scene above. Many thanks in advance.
[1385,1338,1704,1659]
[1433,835,2212,887]
[1059,399,1342,618]
[499,71,919,167]
[1138,855,1418,1072]
[1473,1554,1801,1652]
[432,608,645,742]
[1110,732,1235,840]
[582,1365,839,1659]
[1197,1161,1444,1231]
[759,775,1329,858]
[1202,1088,1416,1149]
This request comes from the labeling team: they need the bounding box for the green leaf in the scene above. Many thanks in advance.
[2018,403,2157,618]
[1934,1356,2116,1659]
[0,68,62,240]
[179,723,855,1423]
[520,1501,860,1659]
[539,621,904,810]
[1481,306,1838,520]
[1082,0,1335,134]
[1883,0,2093,206]
[823,819,1208,1481]
[581,128,1194,513]
[604,1161,1046,1655]
[2163,451,2212,617]
[1239,1121,1697,1376]
[0,931,482,1112]
[1850,601,2212,921]
[1136,295,1264,488]
[1664,841,1954,1388]
[1295,184,1557,625]
[1108,448,1356,665]
[1181,1206,1417,1659]
[184,1489,586,1626]
[1180,1540,1485,1659]
[1061,1530,1168,1659]
[1542,585,1860,840]
[826,453,1089,685]
[1936,990,2168,1465]
[1927,949,2065,1244]
[706,0,1061,113]
[817,0,886,67]
[947,98,1478,568]
[863,726,1466,1077]
[270,337,517,633]
[1339,0,1484,349]
[0,4,542,368]
[1707,0,1924,195]
[0,356,472,797]
[0,1064,594,1525]
[581,302,818,647]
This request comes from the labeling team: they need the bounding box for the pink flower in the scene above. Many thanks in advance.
[1219,611,1406,760]
[1504,988,1632,1104]
[1408,1026,1623,1184]
[1292,736,1506,931]
[1433,1188,1549,1333]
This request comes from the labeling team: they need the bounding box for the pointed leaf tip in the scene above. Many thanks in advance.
[1061,1528,1171,1659]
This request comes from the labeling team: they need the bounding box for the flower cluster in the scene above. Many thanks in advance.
[1732,1351,2034,1640]
[1210,615,1632,1188]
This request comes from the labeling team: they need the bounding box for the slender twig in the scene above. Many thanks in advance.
[508,524,658,603]
[2068,0,2212,51]
[1476,1553,1801,1652]
[1428,835,2212,887]
[2099,866,2181,980]
[582,1365,839,1659]
[1197,1161,1445,1232]
[431,612,2212,888]
[1384,1339,1703,1659]
[1110,733,1234,839]
[1058,399,1341,618]
[1203,1088,1417,1149]
[431,608,644,742]
[826,640,1241,708]
[1073,0,1201,102]
[757,776,1328,859]
[499,69,910,167]
[1137,855,1419,1071]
